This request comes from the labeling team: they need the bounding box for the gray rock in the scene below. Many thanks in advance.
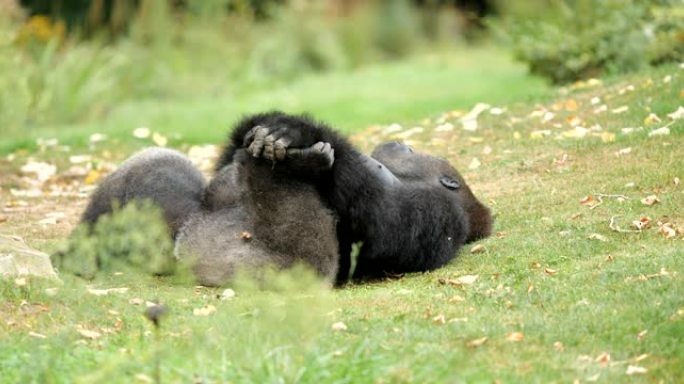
[0,234,59,280]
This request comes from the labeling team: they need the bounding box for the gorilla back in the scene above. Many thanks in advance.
[77,145,339,286]
[80,147,206,237]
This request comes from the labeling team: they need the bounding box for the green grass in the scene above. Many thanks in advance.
[1,47,548,154]
[1,61,683,382]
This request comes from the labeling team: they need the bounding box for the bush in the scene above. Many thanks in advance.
[500,0,684,84]
[53,201,176,279]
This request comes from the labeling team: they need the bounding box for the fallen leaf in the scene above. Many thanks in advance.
[632,217,651,230]
[596,352,611,367]
[616,147,632,156]
[129,298,145,306]
[594,105,608,114]
[564,99,578,111]
[674,177,680,186]
[88,287,129,296]
[29,332,47,339]
[220,288,236,301]
[640,195,660,206]
[579,195,595,206]
[648,127,670,137]
[644,113,662,125]
[240,231,252,241]
[435,123,454,132]
[133,127,151,139]
[21,161,56,182]
[663,75,672,84]
[69,155,92,164]
[590,97,601,105]
[482,145,493,155]
[432,314,446,325]
[506,332,524,342]
[544,268,558,276]
[448,295,465,303]
[14,277,27,287]
[553,341,565,352]
[467,336,488,348]
[193,305,217,316]
[612,106,629,114]
[626,365,648,375]
[588,233,608,242]
[468,158,481,170]
[152,132,167,147]
[658,223,677,239]
[89,133,108,143]
[77,328,102,340]
[527,283,534,294]
[637,330,648,341]
[470,244,486,254]
[331,321,348,331]
[668,106,684,120]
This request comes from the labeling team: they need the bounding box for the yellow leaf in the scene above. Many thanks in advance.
[506,332,524,342]
[193,304,217,316]
[467,336,488,348]
[331,321,348,331]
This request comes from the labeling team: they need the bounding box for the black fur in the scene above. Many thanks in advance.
[78,145,339,286]
[217,111,493,284]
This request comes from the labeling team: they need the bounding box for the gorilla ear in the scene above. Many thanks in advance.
[439,176,461,190]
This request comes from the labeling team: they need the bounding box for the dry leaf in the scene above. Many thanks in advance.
[69,155,92,164]
[553,341,565,352]
[527,283,534,294]
[29,332,47,339]
[579,195,595,206]
[544,268,558,276]
[470,244,486,254]
[467,336,488,348]
[640,195,659,206]
[625,365,648,375]
[240,231,252,241]
[129,298,145,306]
[637,330,648,341]
[588,233,608,242]
[14,277,27,287]
[612,106,629,114]
[448,295,465,303]
[220,288,236,301]
[193,305,217,316]
[648,127,670,137]
[632,217,651,230]
[658,223,677,239]
[331,321,348,331]
[506,332,524,342]
[78,329,102,340]
[21,161,56,182]
[674,177,681,186]
[667,106,684,120]
[594,105,608,114]
[88,287,129,296]
[616,147,632,156]
[596,352,611,367]
[152,132,167,147]
[133,127,151,139]
[468,157,481,170]
[644,113,662,125]
[432,314,446,325]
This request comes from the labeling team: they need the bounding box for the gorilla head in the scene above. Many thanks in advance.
[370,141,492,243]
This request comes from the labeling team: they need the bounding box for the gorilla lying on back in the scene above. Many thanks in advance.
[217,111,493,284]
[79,111,492,286]
[80,143,340,286]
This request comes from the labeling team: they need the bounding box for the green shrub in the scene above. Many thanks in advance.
[54,201,175,279]
[500,0,684,83]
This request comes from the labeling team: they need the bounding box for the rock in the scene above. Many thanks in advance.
[0,235,59,280]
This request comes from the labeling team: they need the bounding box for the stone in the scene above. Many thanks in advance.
[0,234,59,280]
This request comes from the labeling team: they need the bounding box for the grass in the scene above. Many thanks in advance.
[1,47,548,154]
[1,59,683,382]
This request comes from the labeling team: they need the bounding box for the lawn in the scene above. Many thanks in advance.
[0,55,682,382]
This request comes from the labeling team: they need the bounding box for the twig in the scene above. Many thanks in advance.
[609,216,640,233]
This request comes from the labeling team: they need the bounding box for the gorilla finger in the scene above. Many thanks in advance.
[248,127,269,158]
[263,134,276,161]
[274,137,292,161]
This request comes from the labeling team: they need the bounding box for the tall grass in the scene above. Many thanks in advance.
[0,0,463,135]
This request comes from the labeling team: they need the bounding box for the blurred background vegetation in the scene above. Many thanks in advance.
[0,0,682,139]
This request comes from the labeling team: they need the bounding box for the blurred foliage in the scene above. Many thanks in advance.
[53,201,176,279]
[497,0,684,84]
[0,0,475,133]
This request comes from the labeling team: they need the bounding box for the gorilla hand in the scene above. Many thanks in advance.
[244,125,334,172]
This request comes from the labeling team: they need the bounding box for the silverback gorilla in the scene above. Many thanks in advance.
[79,111,492,286]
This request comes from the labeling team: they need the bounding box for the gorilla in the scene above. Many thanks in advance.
[78,111,492,286]
[216,111,492,284]
[79,143,339,286]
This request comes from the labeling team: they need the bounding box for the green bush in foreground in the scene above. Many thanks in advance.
[53,201,175,279]
[502,0,684,83]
